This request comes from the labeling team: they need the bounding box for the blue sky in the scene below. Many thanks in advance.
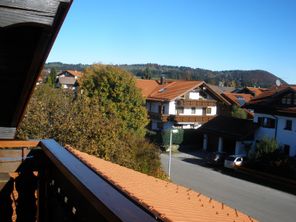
[47,0,296,84]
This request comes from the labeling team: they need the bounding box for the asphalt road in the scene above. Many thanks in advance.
[160,152,296,222]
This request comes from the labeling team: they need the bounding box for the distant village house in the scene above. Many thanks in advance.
[56,70,83,90]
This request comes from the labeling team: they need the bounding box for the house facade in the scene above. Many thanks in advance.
[245,85,296,157]
[56,70,83,89]
[136,79,231,131]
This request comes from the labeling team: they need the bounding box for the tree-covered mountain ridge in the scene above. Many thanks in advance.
[45,62,286,88]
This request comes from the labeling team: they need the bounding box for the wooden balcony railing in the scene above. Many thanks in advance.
[176,99,216,108]
[148,112,216,124]
[0,140,158,222]
[148,112,169,122]
[172,115,216,123]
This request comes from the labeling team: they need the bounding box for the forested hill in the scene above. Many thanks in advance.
[45,62,285,88]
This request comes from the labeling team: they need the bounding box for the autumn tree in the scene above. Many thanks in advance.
[80,64,148,137]
[17,66,165,178]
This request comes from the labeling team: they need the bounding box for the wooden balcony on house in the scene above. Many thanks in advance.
[148,112,169,122]
[0,140,157,222]
[176,99,216,108]
[172,115,216,123]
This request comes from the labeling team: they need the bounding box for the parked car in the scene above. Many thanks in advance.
[207,152,228,166]
[224,155,246,169]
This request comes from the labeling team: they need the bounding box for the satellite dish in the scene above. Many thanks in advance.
[276,79,281,87]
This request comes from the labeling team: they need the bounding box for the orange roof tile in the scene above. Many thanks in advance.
[222,93,254,106]
[245,87,267,96]
[66,146,257,222]
[135,79,160,98]
[149,80,204,101]
[65,70,84,77]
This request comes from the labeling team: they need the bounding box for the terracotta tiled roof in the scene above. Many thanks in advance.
[58,70,83,78]
[245,87,267,96]
[136,79,204,101]
[148,80,204,101]
[222,93,254,106]
[135,79,160,98]
[66,70,83,77]
[244,85,296,116]
[65,146,257,222]
[246,85,292,105]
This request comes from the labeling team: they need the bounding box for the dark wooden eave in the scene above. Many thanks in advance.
[0,0,72,139]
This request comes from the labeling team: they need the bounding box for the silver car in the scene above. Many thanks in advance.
[224,155,245,169]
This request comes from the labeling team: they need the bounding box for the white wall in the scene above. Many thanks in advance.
[207,106,217,116]
[168,101,176,114]
[276,116,296,156]
[189,92,199,100]
[254,113,296,157]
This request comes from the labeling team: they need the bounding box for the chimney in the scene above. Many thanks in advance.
[160,76,165,85]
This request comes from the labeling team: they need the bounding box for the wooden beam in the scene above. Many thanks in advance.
[0,140,40,148]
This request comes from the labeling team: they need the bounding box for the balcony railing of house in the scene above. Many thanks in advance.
[148,112,169,122]
[176,99,217,108]
[172,115,216,123]
[148,112,216,124]
[0,140,158,222]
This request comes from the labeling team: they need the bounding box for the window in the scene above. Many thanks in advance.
[177,107,184,114]
[162,106,166,114]
[281,93,293,105]
[257,117,275,128]
[191,107,196,114]
[284,120,292,131]
[206,107,211,114]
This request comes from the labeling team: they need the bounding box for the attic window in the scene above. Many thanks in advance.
[281,93,293,105]
[159,88,166,93]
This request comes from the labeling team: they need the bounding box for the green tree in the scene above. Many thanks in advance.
[255,137,278,160]
[46,68,57,87]
[80,64,148,137]
[161,129,184,146]
[17,68,164,178]
[231,105,247,119]
[143,67,152,79]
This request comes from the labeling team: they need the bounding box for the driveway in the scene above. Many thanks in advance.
[160,152,296,222]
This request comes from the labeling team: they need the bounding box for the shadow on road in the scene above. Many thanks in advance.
[180,155,296,196]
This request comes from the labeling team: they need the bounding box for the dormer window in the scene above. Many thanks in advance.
[281,93,293,105]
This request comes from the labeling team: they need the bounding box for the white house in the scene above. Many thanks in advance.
[56,70,83,89]
[245,85,296,157]
[136,79,231,131]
